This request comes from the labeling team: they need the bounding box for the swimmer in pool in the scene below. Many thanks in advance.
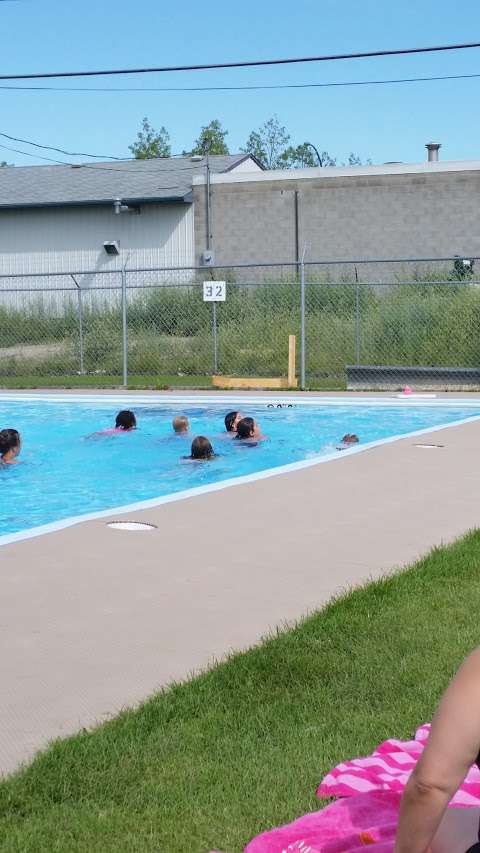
[114,410,136,431]
[88,410,137,438]
[337,433,359,450]
[189,436,215,460]
[224,411,242,434]
[235,417,267,443]
[172,415,189,435]
[0,428,21,464]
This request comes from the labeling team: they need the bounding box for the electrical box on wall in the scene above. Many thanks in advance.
[201,250,215,266]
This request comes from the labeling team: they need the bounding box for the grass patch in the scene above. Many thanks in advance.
[0,375,215,390]
[2,532,480,851]
[0,375,346,392]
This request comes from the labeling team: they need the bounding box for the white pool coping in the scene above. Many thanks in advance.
[1,393,480,548]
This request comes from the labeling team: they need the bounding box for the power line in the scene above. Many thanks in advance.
[0,136,226,176]
[0,143,196,189]
[0,129,210,170]
[0,131,125,160]
[0,70,479,93]
[0,142,68,164]
[1,41,480,80]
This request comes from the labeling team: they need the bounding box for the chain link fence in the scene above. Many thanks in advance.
[1,257,479,389]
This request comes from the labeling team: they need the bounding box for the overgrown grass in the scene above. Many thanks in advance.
[1,531,480,852]
[1,278,479,383]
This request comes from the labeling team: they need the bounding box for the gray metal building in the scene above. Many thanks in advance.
[0,154,261,276]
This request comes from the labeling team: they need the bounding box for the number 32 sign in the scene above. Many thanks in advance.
[203,281,226,302]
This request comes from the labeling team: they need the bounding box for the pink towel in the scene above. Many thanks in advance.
[209,724,480,852]
[243,791,400,852]
[317,723,480,806]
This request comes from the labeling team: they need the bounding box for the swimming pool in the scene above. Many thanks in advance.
[1,394,480,545]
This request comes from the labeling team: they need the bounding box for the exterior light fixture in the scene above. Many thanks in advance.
[103,240,120,255]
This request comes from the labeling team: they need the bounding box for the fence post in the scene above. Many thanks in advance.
[121,267,128,387]
[212,301,218,374]
[300,259,306,389]
[70,275,85,375]
[354,265,360,366]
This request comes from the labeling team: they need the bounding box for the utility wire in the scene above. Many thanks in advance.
[0,138,227,176]
[0,130,214,170]
[0,142,68,164]
[0,131,125,160]
[0,144,193,189]
[1,70,479,93]
[1,41,480,80]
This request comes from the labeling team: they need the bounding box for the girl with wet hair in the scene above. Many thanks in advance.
[190,436,215,460]
[0,428,21,464]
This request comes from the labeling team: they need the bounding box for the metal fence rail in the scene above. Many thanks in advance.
[1,256,479,388]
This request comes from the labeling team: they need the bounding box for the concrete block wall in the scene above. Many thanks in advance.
[193,170,480,277]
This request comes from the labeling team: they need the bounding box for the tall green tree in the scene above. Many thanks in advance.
[280,143,336,168]
[190,120,229,155]
[129,117,171,159]
[243,116,290,169]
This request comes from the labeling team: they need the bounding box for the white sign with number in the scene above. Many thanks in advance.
[203,281,226,302]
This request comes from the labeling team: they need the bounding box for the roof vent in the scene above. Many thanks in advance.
[426,143,441,162]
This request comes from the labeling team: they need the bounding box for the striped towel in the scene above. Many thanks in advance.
[317,723,480,806]
[209,724,480,852]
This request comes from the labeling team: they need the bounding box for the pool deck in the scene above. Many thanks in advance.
[2,390,480,776]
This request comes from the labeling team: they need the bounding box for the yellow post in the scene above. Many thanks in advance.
[288,335,296,387]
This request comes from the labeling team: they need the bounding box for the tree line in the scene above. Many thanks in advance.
[129,115,370,169]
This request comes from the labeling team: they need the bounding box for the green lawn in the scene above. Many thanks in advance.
[0,375,214,390]
[2,532,480,853]
[0,375,346,392]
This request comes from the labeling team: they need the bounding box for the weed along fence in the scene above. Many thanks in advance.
[0,256,480,389]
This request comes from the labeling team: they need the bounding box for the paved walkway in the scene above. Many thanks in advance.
[1,402,480,775]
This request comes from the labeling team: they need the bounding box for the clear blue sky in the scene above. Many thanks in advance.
[1,0,480,166]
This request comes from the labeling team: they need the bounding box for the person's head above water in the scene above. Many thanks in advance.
[191,436,214,459]
[173,415,189,434]
[0,428,21,461]
[236,417,260,440]
[115,410,136,431]
[341,433,359,445]
[224,411,242,433]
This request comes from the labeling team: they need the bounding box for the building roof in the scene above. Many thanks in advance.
[197,158,480,187]
[0,154,259,209]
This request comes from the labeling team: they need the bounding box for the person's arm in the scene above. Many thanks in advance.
[394,647,480,853]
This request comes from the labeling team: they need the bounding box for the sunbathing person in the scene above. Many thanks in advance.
[394,646,480,853]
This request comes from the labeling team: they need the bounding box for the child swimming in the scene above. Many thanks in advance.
[0,428,21,464]
[88,410,137,438]
[172,415,189,434]
[235,417,266,443]
[224,411,242,433]
[114,410,136,431]
[337,433,359,450]
[190,436,215,460]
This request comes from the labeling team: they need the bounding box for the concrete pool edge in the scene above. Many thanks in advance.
[1,393,480,548]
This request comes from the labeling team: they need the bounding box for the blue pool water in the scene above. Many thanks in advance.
[0,398,479,540]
